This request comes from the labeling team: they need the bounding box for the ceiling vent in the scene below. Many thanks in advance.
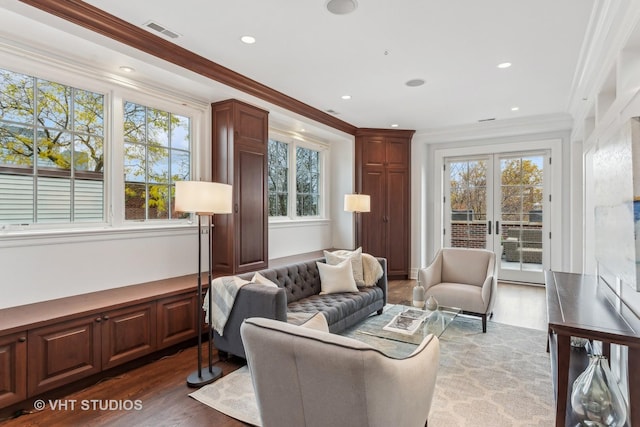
[325,109,340,115]
[478,118,496,122]
[144,21,180,39]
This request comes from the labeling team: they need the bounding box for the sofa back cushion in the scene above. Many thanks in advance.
[239,259,324,303]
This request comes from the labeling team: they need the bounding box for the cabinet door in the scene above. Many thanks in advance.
[361,137,386,167]
[28,315,101,396]
[235,142,268,272]
[361,167,386,256]
[386,168,410,277]
[0,332,27,408]
[102,303,156,370]
[157,292,197,349]
[386,137,410,168]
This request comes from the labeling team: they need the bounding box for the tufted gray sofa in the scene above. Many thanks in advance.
[213,257,387,359]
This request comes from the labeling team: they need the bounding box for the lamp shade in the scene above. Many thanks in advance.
[344,194,370,213]
[175,181,233,214]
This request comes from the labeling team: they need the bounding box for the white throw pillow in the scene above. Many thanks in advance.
[324,247,364,286]
[317,259,358,294]
[252,272,278,288]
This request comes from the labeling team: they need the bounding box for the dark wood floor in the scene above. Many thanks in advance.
[0,279,545,426]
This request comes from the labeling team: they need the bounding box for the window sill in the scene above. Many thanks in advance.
[0,223,196,248]
[268,218,330,229]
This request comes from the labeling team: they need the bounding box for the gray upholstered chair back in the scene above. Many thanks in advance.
[241,316,440,427]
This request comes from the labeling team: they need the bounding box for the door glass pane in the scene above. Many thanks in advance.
[448,159,487,249]
[500,155,544,272]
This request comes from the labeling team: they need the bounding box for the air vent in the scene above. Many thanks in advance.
[144,21,180,39]
[325,109,339,115]
[478,118,496,122]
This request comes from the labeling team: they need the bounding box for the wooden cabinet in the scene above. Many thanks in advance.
[212,99,269,275]
[0,277,200,410]
[356,129,414,278]
[28,302,155,396]
[0,331,27,408]
[157,292,197,349]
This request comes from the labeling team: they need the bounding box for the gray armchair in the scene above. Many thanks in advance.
[240,315,440,427]
[418,247,497,332]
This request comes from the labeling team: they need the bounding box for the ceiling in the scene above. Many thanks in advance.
[0,0,597,137]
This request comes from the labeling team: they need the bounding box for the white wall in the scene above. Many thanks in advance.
[0,227,201,309]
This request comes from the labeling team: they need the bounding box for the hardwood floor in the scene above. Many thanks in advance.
[0,279,546,426]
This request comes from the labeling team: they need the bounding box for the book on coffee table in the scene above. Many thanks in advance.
[382,308,432,335]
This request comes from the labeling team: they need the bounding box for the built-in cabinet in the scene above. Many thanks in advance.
[355,129,414,278]
[0,278,199,410]
[212,99,269,275]
[0,331,27,408]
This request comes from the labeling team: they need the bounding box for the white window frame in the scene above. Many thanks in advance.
[268,130,328,222]
[0,45,208,240]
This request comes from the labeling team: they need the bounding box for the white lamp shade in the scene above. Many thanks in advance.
[344,194,370,213]
[175,181,233,214]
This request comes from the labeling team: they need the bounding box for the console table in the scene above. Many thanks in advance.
[545,271,640,426]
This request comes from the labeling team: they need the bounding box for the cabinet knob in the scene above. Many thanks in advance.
[18,336,26,342]
[95,317,102,323]
[103,315,109,321]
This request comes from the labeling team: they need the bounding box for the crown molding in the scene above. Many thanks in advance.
[18,0,358,136]
[414,114,573,144]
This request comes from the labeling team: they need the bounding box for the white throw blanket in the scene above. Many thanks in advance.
[203,276,249,336]
[362,253,384,286]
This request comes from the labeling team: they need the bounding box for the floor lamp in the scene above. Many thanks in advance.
[344,194,370,249]
[175,180,233,388]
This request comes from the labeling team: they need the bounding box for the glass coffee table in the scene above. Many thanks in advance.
[354,304,461,347]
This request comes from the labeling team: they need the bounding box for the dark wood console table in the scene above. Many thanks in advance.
[545,271,640,426]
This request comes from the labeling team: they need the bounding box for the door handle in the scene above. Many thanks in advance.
[495,221,500,235]
[487,221,492,235]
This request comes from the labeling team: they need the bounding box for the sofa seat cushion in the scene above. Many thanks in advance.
[287,286,383,329]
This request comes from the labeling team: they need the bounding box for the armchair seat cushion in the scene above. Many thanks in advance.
[427,282,487,314]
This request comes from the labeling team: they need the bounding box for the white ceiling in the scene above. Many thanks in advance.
[0,0,597,136]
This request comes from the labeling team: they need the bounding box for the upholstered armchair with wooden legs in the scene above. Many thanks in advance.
[418,247,497,333]
[240,314,440,427]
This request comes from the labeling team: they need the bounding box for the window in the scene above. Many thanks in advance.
[123,101,190,220]
[0,68,104,224]
[268,139,288,216]
[268,135,324,219]
[296,146,319,216]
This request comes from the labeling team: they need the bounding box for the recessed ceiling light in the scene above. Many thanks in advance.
[119,66,135,73]
[511,107,519,111]
[497,62,512,69]
[341,95,351,100]
[390,124,399,128]
[405,79,425,87]
[326,0,358,15]
[240,35,256,44]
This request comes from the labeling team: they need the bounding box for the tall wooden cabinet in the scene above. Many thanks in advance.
[212,99,269,275]
[356,129,414,279]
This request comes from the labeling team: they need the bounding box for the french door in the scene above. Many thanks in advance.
[443,151,550,284]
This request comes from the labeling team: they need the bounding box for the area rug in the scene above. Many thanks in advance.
[190,315,554,426]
